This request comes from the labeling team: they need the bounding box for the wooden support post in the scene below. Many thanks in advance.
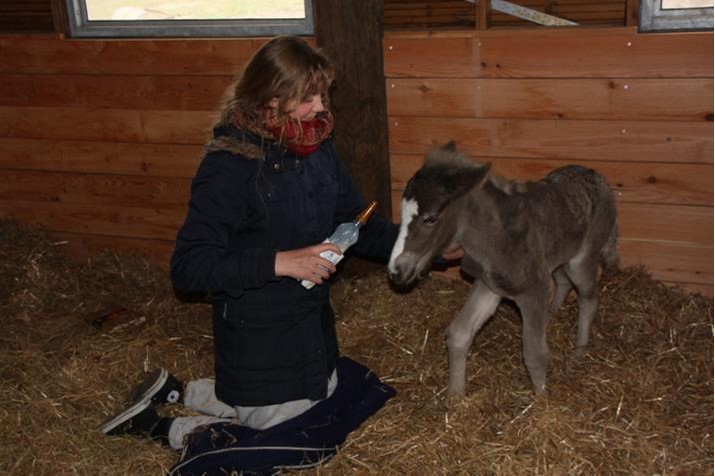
[476,0,489,30]
[51,0,69,36]
[626,0,641,27]
[313,0,393,275]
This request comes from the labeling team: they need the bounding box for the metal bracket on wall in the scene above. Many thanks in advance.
[466,0,579,27]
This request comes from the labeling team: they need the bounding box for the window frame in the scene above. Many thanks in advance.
[639,0,714,32]
[65,0,314,38]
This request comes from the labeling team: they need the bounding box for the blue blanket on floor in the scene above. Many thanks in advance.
[169,357,396,475]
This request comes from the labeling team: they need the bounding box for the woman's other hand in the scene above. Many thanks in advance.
[441,242,464,261]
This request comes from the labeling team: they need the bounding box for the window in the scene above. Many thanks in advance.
[640,0,714,32]
[66,0,313,38]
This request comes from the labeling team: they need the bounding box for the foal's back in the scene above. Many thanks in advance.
[524,165,616,244]
[537,165,617,265]
[464,164,618,291]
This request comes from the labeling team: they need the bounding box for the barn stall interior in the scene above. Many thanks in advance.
[0,0,712,474]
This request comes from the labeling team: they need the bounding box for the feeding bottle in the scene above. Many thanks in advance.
[301,201,378,289]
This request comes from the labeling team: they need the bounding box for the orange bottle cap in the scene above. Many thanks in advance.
[356,201,378,225]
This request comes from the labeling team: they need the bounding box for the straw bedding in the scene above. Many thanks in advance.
[0,219,712,475]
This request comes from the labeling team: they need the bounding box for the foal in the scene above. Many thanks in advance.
[388,141,619,397]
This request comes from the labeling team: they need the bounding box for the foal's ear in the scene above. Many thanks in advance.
[452,162,491,197]
[442,140,458,152]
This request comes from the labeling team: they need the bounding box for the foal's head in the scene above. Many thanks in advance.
[388,141,490,287]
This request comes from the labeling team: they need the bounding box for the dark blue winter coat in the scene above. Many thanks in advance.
[171,123,398,406]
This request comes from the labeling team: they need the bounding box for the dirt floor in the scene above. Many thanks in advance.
[1,219,712,475]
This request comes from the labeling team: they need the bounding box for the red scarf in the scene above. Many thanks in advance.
[265,111,334,157]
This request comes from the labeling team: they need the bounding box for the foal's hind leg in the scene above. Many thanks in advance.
[549,267,572,313]
[514,283,552,396]
[564,251,601,359]
[446,280,501,398]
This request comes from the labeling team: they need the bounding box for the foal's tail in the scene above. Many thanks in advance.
[600,221,620,274]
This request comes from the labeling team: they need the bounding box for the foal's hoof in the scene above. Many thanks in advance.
[447,391,466,401]
[532,384,548,398]
[574,345,588,362]
[446,386,466,403]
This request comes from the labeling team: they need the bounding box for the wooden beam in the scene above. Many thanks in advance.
[0,199,184,241]
[0,73,233,110]
[0,138,202,178]
[0,106,215,144]
[387,116,713,167]
[313,0,392,221]
[0,37,266,75]
[383,32,714,79]
[385,77,714,122]
[0,170,191,210]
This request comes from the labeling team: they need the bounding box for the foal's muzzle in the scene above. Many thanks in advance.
[388,254,422,287]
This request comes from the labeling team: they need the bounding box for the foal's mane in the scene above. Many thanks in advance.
[424,146,525,195]
[486,170,527,195]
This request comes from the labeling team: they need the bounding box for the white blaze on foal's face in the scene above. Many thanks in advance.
[388,198,419,274]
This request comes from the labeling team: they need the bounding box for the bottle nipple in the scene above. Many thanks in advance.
[356,201,378,225]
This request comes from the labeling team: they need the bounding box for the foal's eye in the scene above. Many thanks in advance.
[421,214,438,225]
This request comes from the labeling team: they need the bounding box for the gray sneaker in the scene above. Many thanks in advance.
[127,368,183,406]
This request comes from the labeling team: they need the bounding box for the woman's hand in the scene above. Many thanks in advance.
[441,242,464,261]
[275,243,343,285]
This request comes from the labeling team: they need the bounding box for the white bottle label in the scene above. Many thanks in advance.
[301,247,345,289]
[319,249,344,265]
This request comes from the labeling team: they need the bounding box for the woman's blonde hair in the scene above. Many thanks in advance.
[220,36,335,135]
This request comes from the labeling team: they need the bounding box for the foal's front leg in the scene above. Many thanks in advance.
[446,280,501,397]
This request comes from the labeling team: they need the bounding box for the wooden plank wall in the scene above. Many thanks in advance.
[0,36,266,264]
[384,27,714,296]
[0,27,712,296]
